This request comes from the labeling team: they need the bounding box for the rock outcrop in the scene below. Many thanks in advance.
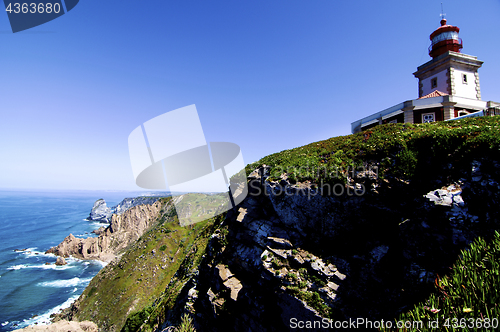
[47,200,166,262]
[55,257,67,266]
[87,196,162,223]
[87,199,112,222]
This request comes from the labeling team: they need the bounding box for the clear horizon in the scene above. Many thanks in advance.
[2,0,499,191]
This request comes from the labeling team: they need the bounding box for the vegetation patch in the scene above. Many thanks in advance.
[246,117,500,184]
[381,231,500,331]
[73,197,220,332]
[120,213,225,332]
[287,286,331,317]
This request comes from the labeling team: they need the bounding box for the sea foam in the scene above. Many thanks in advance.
[38,277,92,288]
[19,295,79,328]
[7,263,74,271]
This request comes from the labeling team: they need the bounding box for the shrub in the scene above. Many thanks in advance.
[122,305,153,332]
[310,275,326,287]
[381,231,500,331]
[177,313,196,332]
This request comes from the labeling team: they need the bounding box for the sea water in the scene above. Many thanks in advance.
[0,189,146,331]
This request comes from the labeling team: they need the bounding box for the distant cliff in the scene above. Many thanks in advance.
[55,117,500,331]
[47,198,167,262]
[87,196,162,223]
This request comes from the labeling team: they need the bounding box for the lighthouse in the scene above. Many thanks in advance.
[413,18,483,104]
[351,16,499,134]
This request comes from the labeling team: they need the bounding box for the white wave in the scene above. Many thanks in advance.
[94,260,108,268]
[72,287,77,293]
[22,249,55,258]
[90,221,108,227]
[19,295,79,327]
[7,264,28,270]
[14,247,37,252]
[38,277,92,288]
[1,321,9,326]
[7,263,74,271]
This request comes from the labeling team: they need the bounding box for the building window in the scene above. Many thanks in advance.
[462,74,468,84]
[458,111,468,117]
[422,112,435,123]
[431,77,437,89]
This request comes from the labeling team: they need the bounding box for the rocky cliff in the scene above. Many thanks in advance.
[47,200,165,262]
[54,117,500,331]
[176,159,500,331]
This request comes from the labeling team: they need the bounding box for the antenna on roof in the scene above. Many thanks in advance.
[439,2,447,25]
[440,3,446,20]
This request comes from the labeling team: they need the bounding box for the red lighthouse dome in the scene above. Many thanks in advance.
[429,18,463,58]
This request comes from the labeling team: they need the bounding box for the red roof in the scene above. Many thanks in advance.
[419,90,448,99]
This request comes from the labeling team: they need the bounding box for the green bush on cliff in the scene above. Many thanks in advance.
[122,306,153,332]
[246,117,500,183]
[177,313,196,332]
[380,231,500,331]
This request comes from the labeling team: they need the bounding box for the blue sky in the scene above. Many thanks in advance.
[1,0,499,191]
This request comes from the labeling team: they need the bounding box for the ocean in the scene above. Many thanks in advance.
[0,189,146,331]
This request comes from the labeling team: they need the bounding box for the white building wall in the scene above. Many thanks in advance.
[421,69,448,96]
[453,68,478,99]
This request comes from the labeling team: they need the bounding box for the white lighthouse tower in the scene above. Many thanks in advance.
[413,18,483,108]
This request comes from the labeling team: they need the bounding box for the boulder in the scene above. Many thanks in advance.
[55,257,67,266]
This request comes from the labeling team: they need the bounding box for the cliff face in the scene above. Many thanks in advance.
[56,198,219,332]
[47,201,164,262]
[57,118,500,331]
[160,158,499,331]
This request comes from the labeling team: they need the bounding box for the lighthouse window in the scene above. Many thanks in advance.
[431,31,459,46]
[422,112,435,123]
[462,74,468,84]
[431,77,437,89]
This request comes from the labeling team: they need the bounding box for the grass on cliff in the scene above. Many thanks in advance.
[245,117,500,184]
[121,212,225,332]
[380,231,500,331]
[74,197,218,332]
